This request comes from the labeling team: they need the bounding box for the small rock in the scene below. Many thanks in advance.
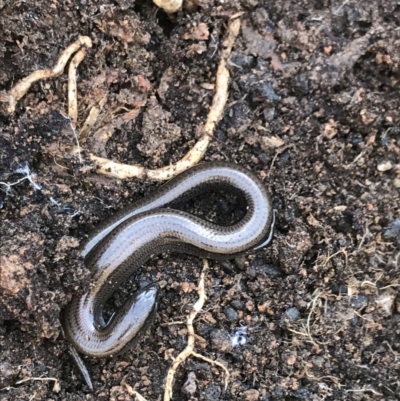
[231,300,245,310]
[241,0,259,9]
[224,306,239,321]
[263,107,275,121]
[375,293,395,316]
[285,307,300,322]
[261,135,284,149]
[393,178,400,188]
[351,294,368,309]
[0,361,18,379]
[210,329,232,352]
[384,218,400,238]
[243,389,260,401]
[282,350,297,365]
[230,53,257,70]
[377,161,393,172]
[231,326,248,347]
[204,384,221,401]
[182,372,196,396]
[290,388,311,399]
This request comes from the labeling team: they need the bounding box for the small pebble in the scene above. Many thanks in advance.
[224,306,239,321]
[351,294,368,309]
[210,329,232,352]
[377,161,393,171]
[285,307,300,322]
[384,218,400,238]
[290,388,311,399]
[231,300,244,310]
[375,293,395,316]
[182,372,196,396]
[243,389,260,401]
[231,326,248,347]
[204,384,221,401]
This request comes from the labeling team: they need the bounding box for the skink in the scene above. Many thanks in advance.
[62,162,274,357]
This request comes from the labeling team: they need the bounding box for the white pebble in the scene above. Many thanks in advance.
[377,161,393,172]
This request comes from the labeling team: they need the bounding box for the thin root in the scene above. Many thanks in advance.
[163,259,230,401]
[68,46,90,123]
[2,21,240,181]
[84,18,241,180]
[125,383,148,401]
[0,36,92,114]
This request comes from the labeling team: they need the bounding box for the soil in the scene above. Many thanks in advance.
[1,1,400,400]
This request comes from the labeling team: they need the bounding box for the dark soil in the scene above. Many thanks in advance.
[1,1,400,400]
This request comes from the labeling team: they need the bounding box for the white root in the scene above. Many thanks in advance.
[87,18,241,181]
[0,36,92,115]
[163,259,230,401]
